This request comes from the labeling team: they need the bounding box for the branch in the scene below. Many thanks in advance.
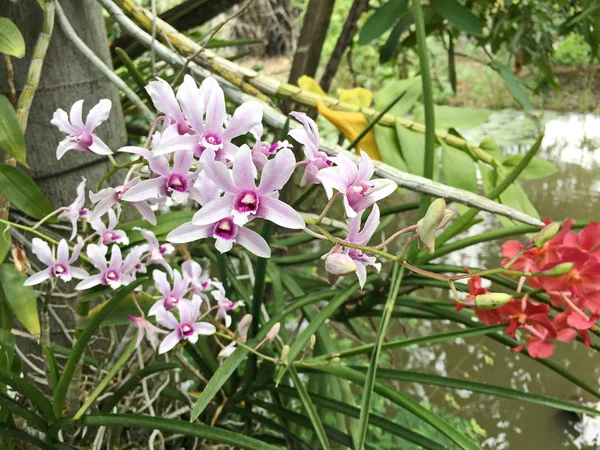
[108,0,504,170]
[55,2,154,123]
[97,0,544,227]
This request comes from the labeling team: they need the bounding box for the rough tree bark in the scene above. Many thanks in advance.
[287,0,336,85]
[0,0,126,203]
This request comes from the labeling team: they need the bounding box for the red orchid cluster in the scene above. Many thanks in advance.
[459,220,600,358]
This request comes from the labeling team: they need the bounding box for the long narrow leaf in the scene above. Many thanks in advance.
[0,392,47,431]
[350,366,600,417]
[0,366,55,421]
[296,363,480,450]
[357,265,404,449]
[53,414,281,450]
[53,278,146,417]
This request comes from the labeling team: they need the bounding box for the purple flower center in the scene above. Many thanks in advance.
[51,264,68,277]
[213,218,237,240]
[104,269,120,284]
[234,191,259,214]
[194,133,223,157]
[180,323,195,338]
[347,181,373,206]
[167,174,188,193]
[164,295,179,310]
[159,245,170,255]
[69,132,93,148]
[103,231,117,244]
[79,209,88,217]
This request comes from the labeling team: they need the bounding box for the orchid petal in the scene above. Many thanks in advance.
[192,195,235,226]
[69,100,85,130]
[51,108,77,135]
[258,196,304,229]
[86,99,112,132]
[122,178,166,202]
[202,77,226,133]
[23,268,52,286]
[236,227,271,258]
[232,145,256,190]
[258,147,296,194]
[201,151,238,193]
[158,330,180,354]
[167,222,213,243]
[75,274,104,290]
[31,238,54,266]
[222,101,263,140]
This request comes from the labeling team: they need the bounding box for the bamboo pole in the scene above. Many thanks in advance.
[98,0,543,227]
[111,0,503,170]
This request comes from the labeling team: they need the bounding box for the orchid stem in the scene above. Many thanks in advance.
[315,192,341,225]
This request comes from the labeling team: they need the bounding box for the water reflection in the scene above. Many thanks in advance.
[390,112,600,449]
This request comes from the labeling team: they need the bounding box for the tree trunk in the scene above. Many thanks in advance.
[287,0,335,85]
[0,0,126,205]
[0,0,126,396]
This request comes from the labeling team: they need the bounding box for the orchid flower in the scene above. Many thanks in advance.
[250,123,291,169]
[193,146,304,230]
[122,150,197,204]
[129,315,166,350]
[146,76,197,135]
[58,177,89,240]
[288,111,332,186]
[212,285,243,328]
[135,228,175,273]
[156,296,216,354]
[88,177,156,225]
[219,314,252,360]
[24,238,88,286]
[51,99,113,159]
[148,269,191,316]
[153,77,263,161]
[168,174,271,257]
[90,207,129,246]
[182,260,213,299]
[75,244,138,290]
[325,205,382,288]
[318,151,396,218]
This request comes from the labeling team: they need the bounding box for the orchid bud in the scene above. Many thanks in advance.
[218,343,236,360]
[475,293,512,309]
[416,198,447,253]
[438,209,454,229]
[279,345,290,365]
[266,322,281,342]
[537,262,574,277]
[237,314,253,342]
[309,334,316,351]
[533,222,560,248]
[325,253,357,276]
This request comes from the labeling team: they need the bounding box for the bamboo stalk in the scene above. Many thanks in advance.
[110,0,503,170]
[98,0,543,227]
[16,0,56,132]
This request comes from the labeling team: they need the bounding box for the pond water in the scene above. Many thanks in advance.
[390,111,600,449]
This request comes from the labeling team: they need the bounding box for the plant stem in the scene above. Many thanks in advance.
[412,0,436,216]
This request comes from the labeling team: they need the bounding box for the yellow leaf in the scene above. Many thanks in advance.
[336,87,373,108]
[317,100,381,160]
[298,75,326,97]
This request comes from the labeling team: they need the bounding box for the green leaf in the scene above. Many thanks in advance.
[53,278,146,417]
[498,180,540,227]
[0,164,53,219]
[42,346,59,391]
[0,18,25,58]
[414,104,491,128]
[374,77,421,117]
[357,265,404,450]
[121,210,194,244]
[298,363,481,450]
[54,414,281,450]
[0,96,27,167]
[489,61,533,110]
[354,367,600,417]
[0,222,11,264]
[431,0,483,36]
[441,141,477,214]
[0,264,40,335]
[0,392,47,432]
[0,366,55,421]
[359,0,409,45]
[502,155,557,180]
[289,367,330,449]
[374,125,408,172]
[395,123,425,176]
[379,13,413,63]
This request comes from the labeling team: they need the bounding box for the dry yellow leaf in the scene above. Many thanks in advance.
[317,100,381,160]
[336,87,373,108]
[297,75,326,97]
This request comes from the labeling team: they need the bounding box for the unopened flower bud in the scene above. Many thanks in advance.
[416,198,446,253]
[279,345,290,365]
[533,222,560,248]
[266,322,281,342]
[438,209,454,229]
[330,357,341,364]
[218,343,236,360]
[538,262,574,277]
[309,334,316,351]
[237,314,253,342]
[325,252,357,276]
[475,293,512,309]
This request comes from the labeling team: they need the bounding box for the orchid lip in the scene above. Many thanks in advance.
[234,191,259,214]
[52,264,68,277]
[213,218,237,240]
[104,269,120,284]
[180,323,195,338]
[164,295,179,310]
[167,174,189,193]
